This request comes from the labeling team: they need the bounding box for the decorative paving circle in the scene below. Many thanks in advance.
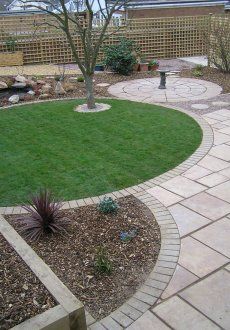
[108,77,222,103]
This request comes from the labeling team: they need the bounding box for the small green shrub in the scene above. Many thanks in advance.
[194,64,204,71]
[193,70,203,77]
[98,196,119,214]
[149,59,159,66]
[94,246,112,274]
[77,76,84,82]
[103,38,138,75]
[5,37,16,52]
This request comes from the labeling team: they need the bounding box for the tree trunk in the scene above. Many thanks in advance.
[84,74,96,109]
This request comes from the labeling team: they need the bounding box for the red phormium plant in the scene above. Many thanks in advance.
[20,189,69,241]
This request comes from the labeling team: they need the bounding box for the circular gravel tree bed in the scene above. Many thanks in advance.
[0,99,202,206]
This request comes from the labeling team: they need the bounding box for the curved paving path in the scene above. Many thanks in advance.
[1,87,230,329]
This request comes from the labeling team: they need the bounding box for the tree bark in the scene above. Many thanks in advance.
[84,74,96,109]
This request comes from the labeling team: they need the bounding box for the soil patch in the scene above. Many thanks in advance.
[6,196,161,319]
[0,233,56,330]
[181,67,230,93]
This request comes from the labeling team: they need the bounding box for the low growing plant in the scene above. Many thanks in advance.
[20,189,69,241]
[98,196,119,214]
[77,76,85,82]
[149,59,159,67]
[103,38,139,75]
[94,246,112,274]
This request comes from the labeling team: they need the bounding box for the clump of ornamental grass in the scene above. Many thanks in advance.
[94,246,112,274]
[20,189,70,241]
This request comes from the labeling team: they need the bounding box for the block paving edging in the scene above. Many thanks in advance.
[0,98,214,329]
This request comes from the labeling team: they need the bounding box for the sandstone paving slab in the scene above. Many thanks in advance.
[203,112,229,122]
[212,122,229,130]
[209,144,230,161]
[161,265,198,299]
[197,172,229,187]
[168,204,210,237]
[219,126,230,136]
[198,155,229,171]
[214,131,230,145]
[212,109,230,118]
[203,117,219,125]
[146,186,183,206]
[153,296,220,330]
[181,192,230,220]
[179,269,230,329]
[161,176,206,198]
[182,165,212,180]
[225,263,230,271]
[219,166,230,178]
[126,311,170,330]
[179,237,228,277]
[192,218,230,258]
[212,101,230,107]
[208,180,230,203]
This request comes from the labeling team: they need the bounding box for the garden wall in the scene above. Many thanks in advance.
[0,12,229,65]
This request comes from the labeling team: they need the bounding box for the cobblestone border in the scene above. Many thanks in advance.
[0,98,214,329]
[88,194,180,330]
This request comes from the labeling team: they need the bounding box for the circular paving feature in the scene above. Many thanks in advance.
[108,77,222,103]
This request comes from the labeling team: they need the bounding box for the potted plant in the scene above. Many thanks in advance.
[139,58,149,72]
[149,59,159,71]
[95,63,105,71]
[0,36,23,67]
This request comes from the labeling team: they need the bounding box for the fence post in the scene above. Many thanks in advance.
[207,13,213,67]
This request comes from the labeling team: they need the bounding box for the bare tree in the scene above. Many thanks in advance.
[21,0,129,109]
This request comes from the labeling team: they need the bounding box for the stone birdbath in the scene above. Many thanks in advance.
[157,69,170,89]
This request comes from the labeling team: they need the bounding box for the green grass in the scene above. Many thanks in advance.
[0,99,202,206]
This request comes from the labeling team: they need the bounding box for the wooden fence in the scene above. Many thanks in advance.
[0,12,229,65]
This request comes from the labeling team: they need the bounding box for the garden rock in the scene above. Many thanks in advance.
[0,81,8,90]
[39,93,49,99]
[15,75,26,83]
[27,90,35,96]
[9,95,20,104]
[41,84,52,93]
[12,82,27,89]
[55,81,66,95]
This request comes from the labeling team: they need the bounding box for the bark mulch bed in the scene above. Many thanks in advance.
[181,67,230,94]
[0,233,56,330]
[6,196,161,320]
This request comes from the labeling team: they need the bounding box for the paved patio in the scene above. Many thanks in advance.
[108,77,222,103]
[103,80,230,329]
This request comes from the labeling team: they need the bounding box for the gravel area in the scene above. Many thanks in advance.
[7,196,161,320]
[0,233,56,330]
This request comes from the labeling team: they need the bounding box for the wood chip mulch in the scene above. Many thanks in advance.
[181,67,230,94]
[6,196,161,320]
[0,233,56,330]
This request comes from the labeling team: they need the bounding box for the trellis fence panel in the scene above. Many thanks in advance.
[0,13,229,65]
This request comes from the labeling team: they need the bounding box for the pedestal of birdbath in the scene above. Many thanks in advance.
[157,69,170,89]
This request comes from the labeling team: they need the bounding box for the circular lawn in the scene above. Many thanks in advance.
[0,99,202,206]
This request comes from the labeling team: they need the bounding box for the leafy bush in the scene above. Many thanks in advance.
[98,196,119,214]
[193,70,203,77]
[204,20,230,73]
[192,64,203,77]
[103,38,138,75]
[77,76,85,82]
[149,59,159,67]
[20,189,69,241]
[94,246,112,274]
